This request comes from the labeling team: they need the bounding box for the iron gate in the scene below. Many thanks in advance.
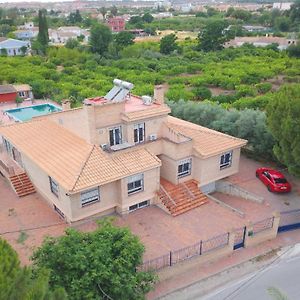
[278,209,300,233]
[233,226,246,250]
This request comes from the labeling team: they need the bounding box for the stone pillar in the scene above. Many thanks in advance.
[62,99,71,111]
[154,85,165,105]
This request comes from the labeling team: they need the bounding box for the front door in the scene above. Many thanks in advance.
[12,147,23,167]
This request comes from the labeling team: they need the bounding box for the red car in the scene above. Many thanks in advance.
[256,167,291,193]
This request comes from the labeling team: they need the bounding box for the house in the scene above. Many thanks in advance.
[49,27,90,44]
[0,38,30,56]
[0,84,33,103]
[224,36,297,50]
[0,85,18,103]
[15,22,38,40]
[106,17,126,33]
[0,80,247,222]
[13,84,34,100]
[272,2,293,11]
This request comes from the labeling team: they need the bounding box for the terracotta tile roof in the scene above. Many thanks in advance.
[0,84,17,94]
[0,120,161,192]
[165,116,247,158]
[122,105,171,122]
[13,84,31,92]
[73,146,161,192]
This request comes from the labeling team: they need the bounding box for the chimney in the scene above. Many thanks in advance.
[62,99,71,111]
[154,85,165,105]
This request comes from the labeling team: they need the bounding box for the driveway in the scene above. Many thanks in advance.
[0,176,67,265]
[228,155,300,213]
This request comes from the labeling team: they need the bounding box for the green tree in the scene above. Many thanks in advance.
[37,9,49,51]
[0,238,20,300]
[89,23,112,56]
[267,84,300,176]
[32,220,157,300]
[160,33,179,54]
[110,5,118,17]
[275,17,290,32]
[287,42,300,58]
[193,86,212,100]
[65,38,80,49]
[198,20,228,52]
[0,48,7,56]
[99,7,107,20]
[114,31,134,52]
[142,13,154,23]
[68,10,82,24]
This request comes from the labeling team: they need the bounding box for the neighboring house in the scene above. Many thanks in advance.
[49,27,90,44]
[0,85,17,103]
[273,2,293,10]
[0,38,30,56]
[242,25,271,33]
[107,17,126,33]
[0,80,247,222]
[15,28,38,40]
[225,36,297,50]
[0,84,33,103]
[13,84,34,100]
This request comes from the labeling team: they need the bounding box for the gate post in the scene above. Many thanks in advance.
[228,230,235,251]
[272,211,280,234]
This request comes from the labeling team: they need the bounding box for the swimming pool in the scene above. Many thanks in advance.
[5,103,62,122]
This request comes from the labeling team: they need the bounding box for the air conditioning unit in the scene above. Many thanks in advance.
[100,144,108,151]
[149,134,157,141]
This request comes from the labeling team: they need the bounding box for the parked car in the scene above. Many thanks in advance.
[256,167,291,193]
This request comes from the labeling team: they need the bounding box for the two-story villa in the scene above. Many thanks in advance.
[0,80,247,222]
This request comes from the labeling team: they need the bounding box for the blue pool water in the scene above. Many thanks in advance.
[5,103,62,122]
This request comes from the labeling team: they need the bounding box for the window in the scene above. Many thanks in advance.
[220,151,233,169]
[49,177,59,197]
[127,174,144,195]
[129,200,149,212]
[109,126,122,146]
[80,187,100,207]
[134,123,145,144]
[178,158,192,178]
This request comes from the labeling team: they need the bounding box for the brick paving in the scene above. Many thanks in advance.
[0,176,67,265]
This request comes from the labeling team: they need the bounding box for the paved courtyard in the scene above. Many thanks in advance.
[0,176,67,265]
[228,155,300,212]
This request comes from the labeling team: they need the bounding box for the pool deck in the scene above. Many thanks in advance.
[0,99,61,125]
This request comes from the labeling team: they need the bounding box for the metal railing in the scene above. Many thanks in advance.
[252,217,274,235]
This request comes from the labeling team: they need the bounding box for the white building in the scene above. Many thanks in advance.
[49,27,90,45]
[0,38,30,56]
[273,2,293,11]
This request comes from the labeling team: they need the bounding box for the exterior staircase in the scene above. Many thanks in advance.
[9,172,36,197]
[158,178,208,216]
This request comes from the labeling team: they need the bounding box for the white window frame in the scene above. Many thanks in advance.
[127,173,144,195]
[129,200,149,212]
[134,123,145,144]
[49,177,59,198]
[80,187,100,207]
[178,158,192,178]
[220,151,233,170]
[109,126,122,146]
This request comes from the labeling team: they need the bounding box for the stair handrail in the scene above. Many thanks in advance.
[160,185,176,206]
[181,182,196,200]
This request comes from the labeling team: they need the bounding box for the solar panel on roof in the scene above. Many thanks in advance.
[104,79,134,102]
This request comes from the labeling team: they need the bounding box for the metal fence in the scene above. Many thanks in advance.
[252,217,274,235]
[139,232,230,272]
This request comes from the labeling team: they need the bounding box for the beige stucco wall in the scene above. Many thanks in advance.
[20,152,73,221]
[117,167,160,214]
[159,154,193,185]
[37,108,91,142]
[194,148,241,187]
[70,180,121,222]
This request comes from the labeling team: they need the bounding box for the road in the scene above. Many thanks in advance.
[163,245,300,300]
